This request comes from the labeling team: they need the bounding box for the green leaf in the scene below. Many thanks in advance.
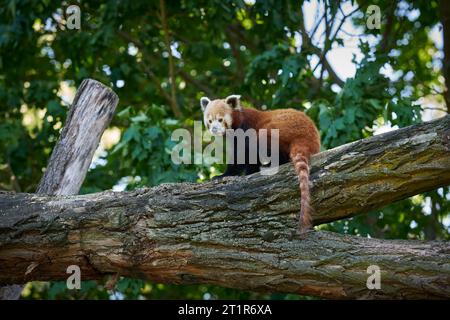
[131,113,148,123]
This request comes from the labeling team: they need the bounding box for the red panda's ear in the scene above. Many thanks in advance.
[200,97,210,112]
[225,95,242,110]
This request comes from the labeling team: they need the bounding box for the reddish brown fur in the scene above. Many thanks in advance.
[232,107,320,232]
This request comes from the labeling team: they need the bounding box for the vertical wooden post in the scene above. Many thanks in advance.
[0,79,119,299]
[37,79,119,195]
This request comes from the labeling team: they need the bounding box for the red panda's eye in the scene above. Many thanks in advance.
[209,119,212,123]
[218,118,223,122]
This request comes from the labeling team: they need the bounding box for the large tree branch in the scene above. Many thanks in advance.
[0,116,449,299]
[0,79,119,300]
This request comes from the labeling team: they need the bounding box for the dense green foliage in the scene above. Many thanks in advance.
[0,0,449,299]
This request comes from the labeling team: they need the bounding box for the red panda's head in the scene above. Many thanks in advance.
[200,95,241,136]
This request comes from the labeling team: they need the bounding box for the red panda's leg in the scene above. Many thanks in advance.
[289,142,313,233]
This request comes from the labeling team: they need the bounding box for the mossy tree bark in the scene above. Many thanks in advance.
[0,115,449,299]
[0,79,118,299]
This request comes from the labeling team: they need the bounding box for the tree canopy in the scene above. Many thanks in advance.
[0,0,449,299]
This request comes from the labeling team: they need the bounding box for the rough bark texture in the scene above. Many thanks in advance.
[0,79,118,299]
[0,116,449,299]
[312,115,450,224]
[37,79,119,195]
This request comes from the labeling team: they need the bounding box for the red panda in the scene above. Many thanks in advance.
[200,95,321,233]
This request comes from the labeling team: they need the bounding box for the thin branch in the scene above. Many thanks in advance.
[309,12,326,39]
[159,0,181,117]
[226,24,245,81]
[329,6,361,45]
[117,30,144,48]
[380,1,397,54]
[177,69,215,97]
[299,7,345,87]
[117,30,182,115]
[142,63,176,106]
[339,28,365,38]
[301,2,361,88]
[317,3,360,84]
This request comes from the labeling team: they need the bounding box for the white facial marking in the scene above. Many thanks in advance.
[224,114,232,128]
[209,119,226,136]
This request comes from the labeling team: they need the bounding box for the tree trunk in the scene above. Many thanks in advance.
[0,115,449,299]
[0,79,118,299]
[37,79,119,195]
